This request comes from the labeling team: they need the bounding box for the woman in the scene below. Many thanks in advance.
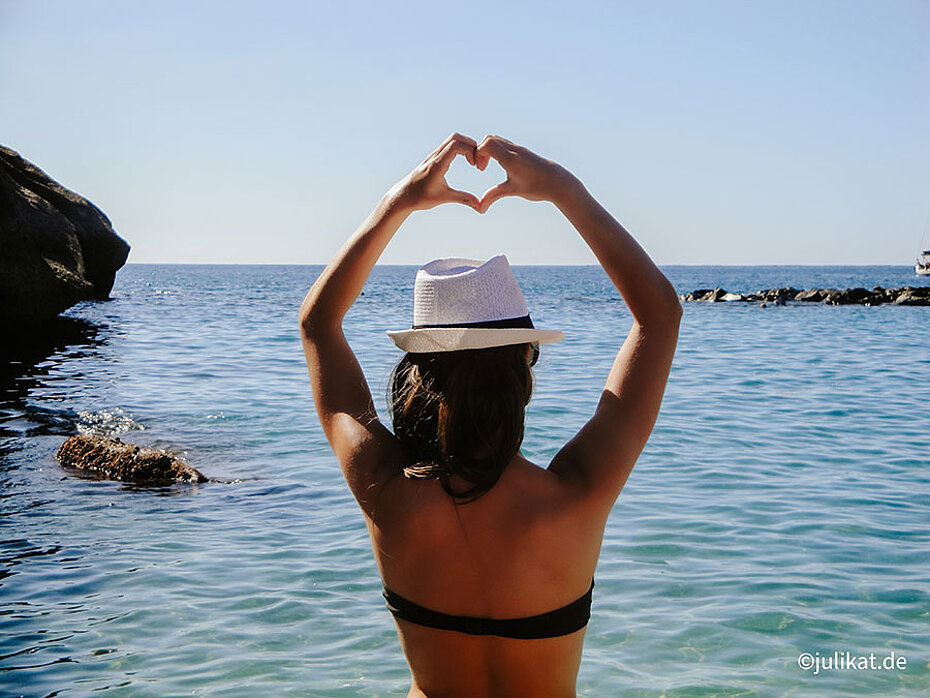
[299,133,681,697]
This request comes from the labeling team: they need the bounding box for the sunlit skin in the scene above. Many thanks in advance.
[299,134,681,697]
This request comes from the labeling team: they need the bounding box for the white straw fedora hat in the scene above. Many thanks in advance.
[386,255,565,353]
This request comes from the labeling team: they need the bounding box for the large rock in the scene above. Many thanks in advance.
[57,434,208,485]
[0,145,130,326]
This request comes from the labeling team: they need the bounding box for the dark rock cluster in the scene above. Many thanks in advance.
[57,434,208,485]
[681,286,930,306]
[0,145,130,327]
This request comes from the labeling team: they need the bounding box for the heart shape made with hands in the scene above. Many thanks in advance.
[444,155,508,211]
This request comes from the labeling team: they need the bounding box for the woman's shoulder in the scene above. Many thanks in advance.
[376,456,585,530]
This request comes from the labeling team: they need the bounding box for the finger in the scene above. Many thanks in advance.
[433,187,481,212]
[436,139,477,170]
[478,180,516,213]
[482,133,518,149]
[454,132,479,151]
[475,135,513,171]
[428,132,477,162]
[442,186,481,211]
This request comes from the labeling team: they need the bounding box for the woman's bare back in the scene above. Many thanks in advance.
[369,456,606,696]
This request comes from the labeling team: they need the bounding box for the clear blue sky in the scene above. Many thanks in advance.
[1,0,927,264]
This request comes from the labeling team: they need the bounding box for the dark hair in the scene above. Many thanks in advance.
[389,344,534,503]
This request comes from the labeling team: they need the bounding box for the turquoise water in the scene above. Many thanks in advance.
[2,265,928,696]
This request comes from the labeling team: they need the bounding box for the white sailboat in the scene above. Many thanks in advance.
[917,214,930,276]
[918,251,930,276]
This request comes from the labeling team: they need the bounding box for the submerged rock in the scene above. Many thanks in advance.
[57,434,208,485]
[0,145,130,327]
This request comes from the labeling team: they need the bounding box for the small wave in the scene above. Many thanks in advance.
[76,408,145,436]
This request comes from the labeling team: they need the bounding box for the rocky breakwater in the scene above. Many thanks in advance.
[0,145,130,327]
[681,286,930,306]
[58,435,209,485]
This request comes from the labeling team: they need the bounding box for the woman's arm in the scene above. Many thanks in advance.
[300,133,480,517]
[475,135,681,514]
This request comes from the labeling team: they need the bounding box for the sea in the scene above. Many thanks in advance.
[1,264,928,697]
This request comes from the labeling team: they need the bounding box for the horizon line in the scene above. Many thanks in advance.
[121,261,918,268]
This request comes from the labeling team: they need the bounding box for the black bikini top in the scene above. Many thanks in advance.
[382,580,594,640]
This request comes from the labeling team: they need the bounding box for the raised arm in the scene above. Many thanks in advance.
[476,135,681,514]
[299,133,480,516]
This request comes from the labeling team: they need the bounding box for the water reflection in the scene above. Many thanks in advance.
[0,316,105,444]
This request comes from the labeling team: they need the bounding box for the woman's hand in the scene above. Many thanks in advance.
[474,135,580,213]
[388,133,481,214]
